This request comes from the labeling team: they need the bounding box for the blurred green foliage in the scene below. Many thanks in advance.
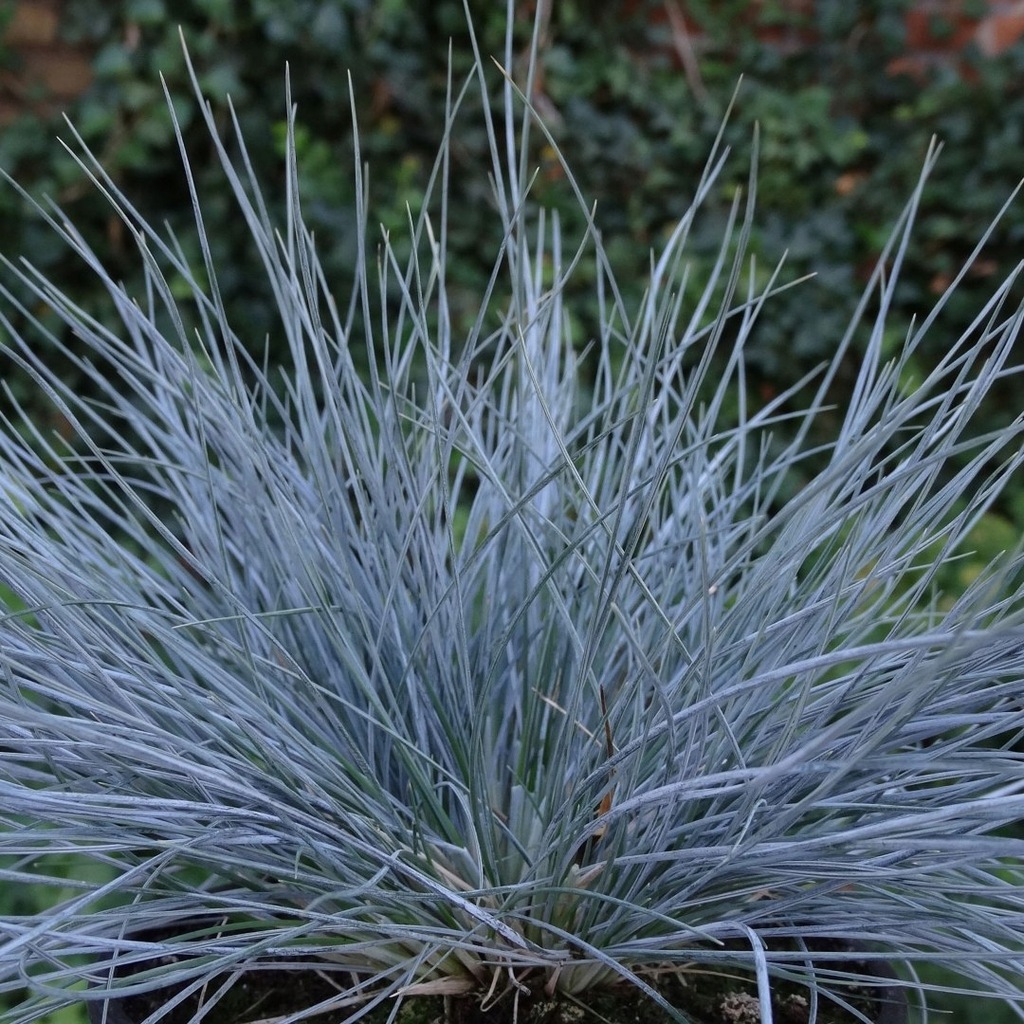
[1,0,1020,633]
[0,1,1018,378]
[0,0,1019,385]
[2,23,1022,569]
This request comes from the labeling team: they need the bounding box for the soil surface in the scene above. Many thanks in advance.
[89,946,907,1024]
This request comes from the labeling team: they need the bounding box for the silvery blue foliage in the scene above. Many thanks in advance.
[2,7,1024,1023]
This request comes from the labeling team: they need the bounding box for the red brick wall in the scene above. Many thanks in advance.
[898,0,1024,73]
[650,0,1024,74]
[627,0,1024,75]
[0,0,92,125]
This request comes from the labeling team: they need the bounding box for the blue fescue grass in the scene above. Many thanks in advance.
[3,5,1024,1023]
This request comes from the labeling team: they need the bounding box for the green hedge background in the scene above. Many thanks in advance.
[1,2,1023,1020]
[4,0,1021,586]
[2,3,1022,378]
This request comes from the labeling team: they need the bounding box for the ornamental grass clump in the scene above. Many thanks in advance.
[3,9,1024,1024]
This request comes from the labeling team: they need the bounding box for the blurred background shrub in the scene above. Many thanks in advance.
[4,1,1023,397]
[6,0,1022,578]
